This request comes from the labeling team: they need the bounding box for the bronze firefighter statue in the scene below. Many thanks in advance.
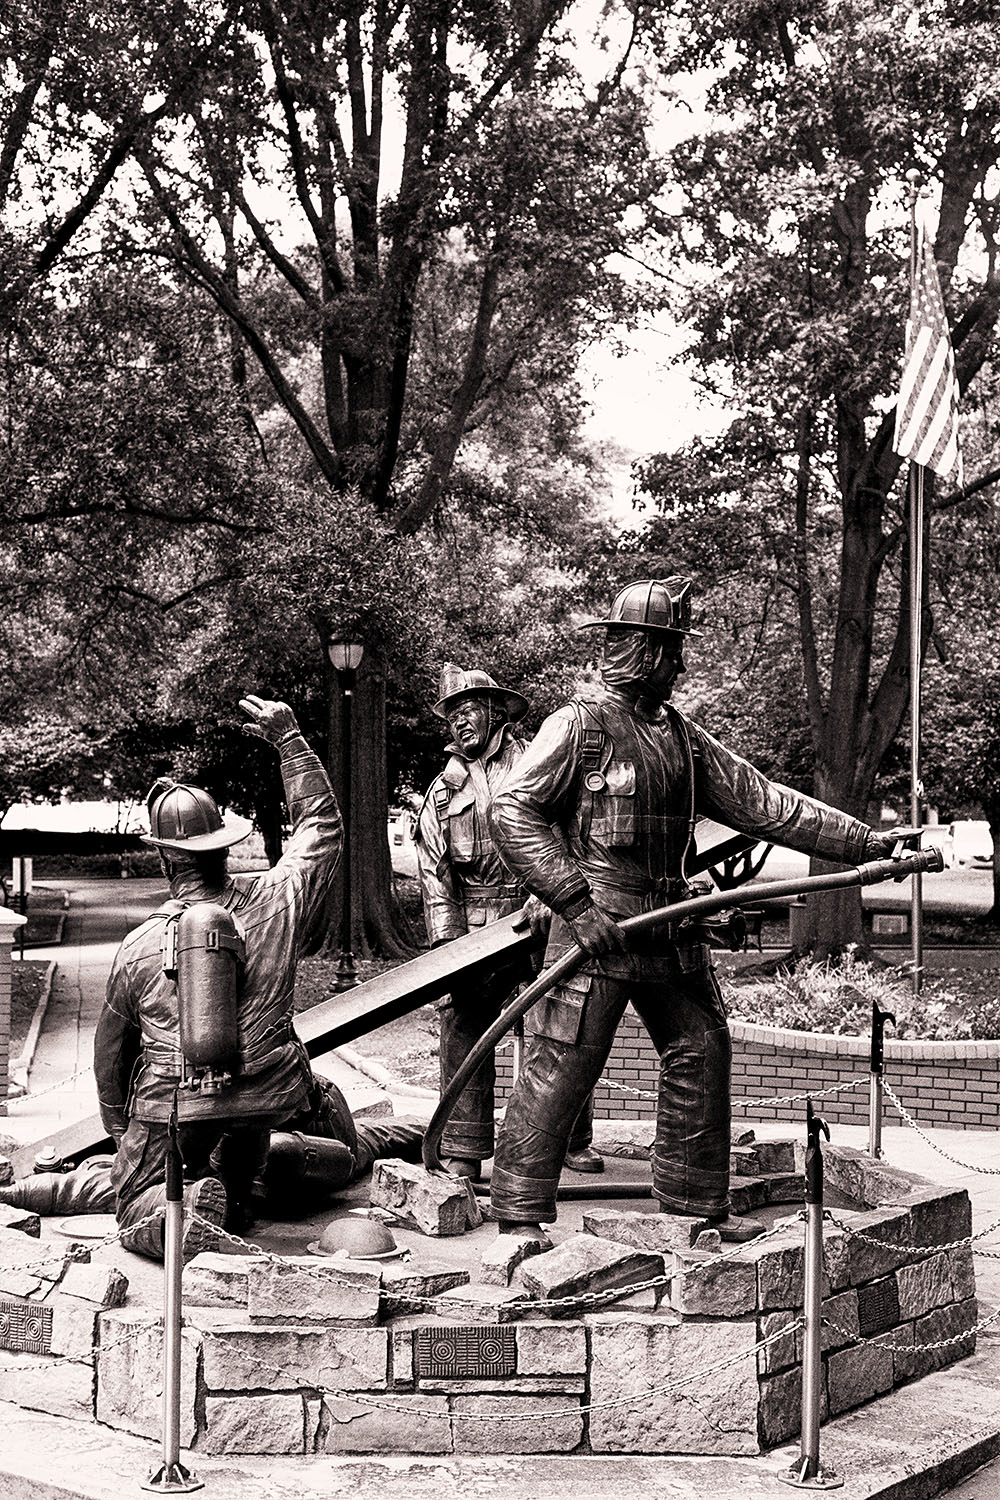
[92,694,420,1263]
[485,578,897,1248]
[416,663,602,1183]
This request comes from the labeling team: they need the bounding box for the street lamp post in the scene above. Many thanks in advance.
[328,635,365,992]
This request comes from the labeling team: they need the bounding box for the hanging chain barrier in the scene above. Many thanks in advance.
[881,1078,1000,1176]
[822,1308,995,1356]
[9,1207,167,1283]
[193,1317,801,1427]
[824,1207,1000,1259]
[187,1210,792,1315]
[8,1064,95,1104]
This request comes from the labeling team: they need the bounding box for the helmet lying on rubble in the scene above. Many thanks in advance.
[308,1216,402,1260]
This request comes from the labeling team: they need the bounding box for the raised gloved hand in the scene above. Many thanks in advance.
[512,894,552,939]
[238,695,299,745]
[565,899,628,957]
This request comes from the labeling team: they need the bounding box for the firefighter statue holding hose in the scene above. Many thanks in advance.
[484,578,899,1248]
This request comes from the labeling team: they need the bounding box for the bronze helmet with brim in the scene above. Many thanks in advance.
[578,577,702,637]
[432,663,530,723]
[142,777,253,853]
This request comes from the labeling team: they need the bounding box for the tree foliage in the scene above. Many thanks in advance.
[636,0,1000,953]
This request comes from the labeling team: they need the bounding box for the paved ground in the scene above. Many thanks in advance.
[3,877,1000,1499]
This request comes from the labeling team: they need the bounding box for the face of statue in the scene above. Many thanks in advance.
[444,694,496,757]
[645,635,687,703]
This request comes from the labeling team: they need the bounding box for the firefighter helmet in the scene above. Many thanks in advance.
[308,1214,402,1260]
[432,662,529,722]
[579,577,702,636]
[143,777,252,852]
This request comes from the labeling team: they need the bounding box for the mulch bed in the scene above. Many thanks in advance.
[4,889,63,1060]
[9,959,48,1060]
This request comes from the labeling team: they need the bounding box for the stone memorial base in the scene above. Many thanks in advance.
[0,1131,977,1458]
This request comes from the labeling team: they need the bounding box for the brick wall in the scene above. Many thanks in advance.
[496,1009,1000,1131]
[0,926,12,1117]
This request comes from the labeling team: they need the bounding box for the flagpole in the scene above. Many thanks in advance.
[905,168,924,997]
[908,459,925,995]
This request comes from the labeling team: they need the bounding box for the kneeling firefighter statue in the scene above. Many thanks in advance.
[91,693,420,1265]
[0,1076,423,1226]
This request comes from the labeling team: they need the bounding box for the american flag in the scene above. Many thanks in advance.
[893,215,963,482]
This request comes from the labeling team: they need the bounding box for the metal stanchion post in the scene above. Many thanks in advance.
[512,1015,524,1084]
[141,1101,202,1494]
[779,1100,843,1490]
[868,1000,895,1160]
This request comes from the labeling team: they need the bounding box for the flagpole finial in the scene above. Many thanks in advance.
[905,168,923,204]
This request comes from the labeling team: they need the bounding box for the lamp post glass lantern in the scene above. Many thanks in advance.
[328,639,364,674]
[328,635,364,990]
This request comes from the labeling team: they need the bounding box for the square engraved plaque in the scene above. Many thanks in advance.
[414,1324,516,1379]
[857,1278,900,1337]
[0,1296,53,1355]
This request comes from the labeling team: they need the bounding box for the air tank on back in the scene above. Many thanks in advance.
[176,902,243,1092]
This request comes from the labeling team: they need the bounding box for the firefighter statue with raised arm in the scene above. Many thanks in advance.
[486,578,897,1248]
[93,694,345,1262]
[416,664,602,1183]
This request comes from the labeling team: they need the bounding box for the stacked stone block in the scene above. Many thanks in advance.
[0,1218,128,1421]
[753,1164,976,1444]
[0,1138,978,1457]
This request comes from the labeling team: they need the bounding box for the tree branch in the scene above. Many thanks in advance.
[394,240,505,534]
[1,4,241,321]
[136,155,345,492]
[257,0,347,294]
[236,189,321,308]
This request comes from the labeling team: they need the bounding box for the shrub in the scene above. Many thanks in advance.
[723,948,983,1042]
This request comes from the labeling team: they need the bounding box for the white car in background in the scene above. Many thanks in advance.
[387,802,419,878]
[949,819,993,867]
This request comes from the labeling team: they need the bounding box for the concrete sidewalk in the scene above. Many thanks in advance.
[3,878,1000,1499]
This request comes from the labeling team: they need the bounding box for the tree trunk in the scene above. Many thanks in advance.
[256,795,284,868]
[324,645,416,959]
[801,865,867,958]
[802,772,871,957]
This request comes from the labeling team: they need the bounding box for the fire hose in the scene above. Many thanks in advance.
[421,846,944,1175]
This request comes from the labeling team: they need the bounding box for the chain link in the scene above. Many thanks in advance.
[188,1212,792,1315]
[592,1075,866,1110]
[824,1207,1000,1257]
[735,1077,866,1110]
[823,1308,994,1355]
[882,1080,1000,1176]
[0,1319,148,1375]
[7,1064,95,1104]
[7,1209,166,1282]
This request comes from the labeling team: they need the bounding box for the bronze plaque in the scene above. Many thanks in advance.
[857,1278,900,1337]
[0,1296,53,1355]
[414,1324,516,1379]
